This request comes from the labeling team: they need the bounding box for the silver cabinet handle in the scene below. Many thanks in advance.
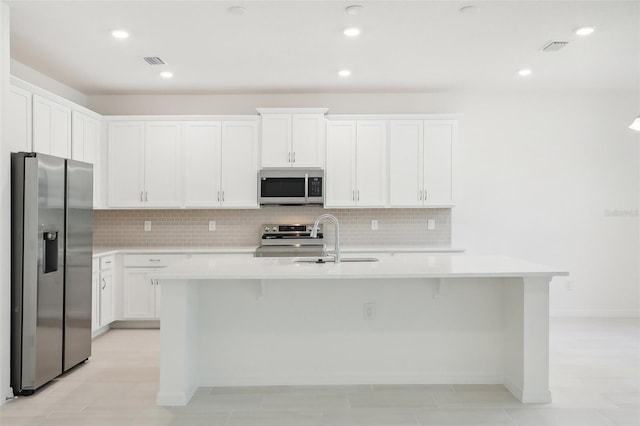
[217,190,220,202]
[423,190,427,201]
[288,152,291,163]
[148,259,161,262]
[105,260,112,264]
[140,191,144,202]
[150,279,154,286]
[292,152,296,163]
[145,191,148,202]
[101,278,106,290]
[352,190,355,201]
[357,190,360,201]
[222,191,225,202]
[419,190,422,200]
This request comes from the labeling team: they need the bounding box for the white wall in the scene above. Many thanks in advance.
[89,90,640,317]
[0,2,12,403]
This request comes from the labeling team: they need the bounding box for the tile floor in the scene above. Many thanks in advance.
[0,318,638,425]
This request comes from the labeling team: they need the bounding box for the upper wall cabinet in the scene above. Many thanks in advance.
[389,119,457,207]
[183,120,258,208]
[325,120,387,208]
[258,108,327,168]
[33,95,71,158]
[71,111,99,164]
[7,85,32,153]
[107,121,182,208]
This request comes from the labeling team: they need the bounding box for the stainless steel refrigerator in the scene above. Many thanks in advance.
[11,152,93,395]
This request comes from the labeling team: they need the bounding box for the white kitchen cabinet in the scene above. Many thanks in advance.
[99,270,114,327]
[107,121,182,208]
[325,120,387,207]
[6,85,32,153]
[183,120,258,208]
[123,268,158,319]
[389,119,456,207]
[71,111,99,164]
[122,254,187,320]
[259,111,326,167]
[33,95,71,157]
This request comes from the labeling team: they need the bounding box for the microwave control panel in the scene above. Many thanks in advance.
[308,177,322,196]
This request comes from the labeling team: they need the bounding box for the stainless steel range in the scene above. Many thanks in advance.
[254,224,325,257]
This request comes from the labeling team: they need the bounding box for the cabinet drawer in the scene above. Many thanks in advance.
[100,255,115,270]
[123,254,187,267]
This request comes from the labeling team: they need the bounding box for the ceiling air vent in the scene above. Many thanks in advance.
[143,56,165,65]
[541,41,570,52]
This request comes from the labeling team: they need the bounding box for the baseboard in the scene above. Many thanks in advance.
[504,378,552,403]
[200,372,504,387]
[91,324,110,339]
[550,309,640,318]
[156,385,198,406]
[109,320,160,329]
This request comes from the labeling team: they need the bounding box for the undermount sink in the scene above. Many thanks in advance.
[292,256,378,264]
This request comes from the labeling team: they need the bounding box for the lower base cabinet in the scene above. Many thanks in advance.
[122,254,187,320]
[92,254,116,335]
[123,268,161,319]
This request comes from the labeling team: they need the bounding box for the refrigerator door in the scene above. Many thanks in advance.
[11,153,66,393]
[64,159,93,371]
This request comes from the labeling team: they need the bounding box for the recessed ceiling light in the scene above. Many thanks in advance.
[344,28,361,37]
[338,70,352,77]
[575,26,595,36]
[111,30,129,40]
[227,6,246,15]
[160,71,174,79]
[345,5,364,16]
[518,69,532,77]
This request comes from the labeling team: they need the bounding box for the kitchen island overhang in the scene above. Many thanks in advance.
[152,253,567,406]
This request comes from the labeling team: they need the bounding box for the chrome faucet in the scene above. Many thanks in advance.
[310,214,341,263]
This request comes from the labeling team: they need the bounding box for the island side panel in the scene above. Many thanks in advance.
[194,277,507,387]
[156,278,199,406]
[503,276,552,403]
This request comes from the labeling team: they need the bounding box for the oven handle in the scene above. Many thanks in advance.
[304,173,309,202]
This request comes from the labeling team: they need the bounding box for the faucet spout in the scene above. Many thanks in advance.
[310,214,341,263]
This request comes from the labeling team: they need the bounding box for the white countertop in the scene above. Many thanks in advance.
[152,253,568,280]
[92,246,465,257]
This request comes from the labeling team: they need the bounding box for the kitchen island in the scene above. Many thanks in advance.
[152,253,567,406]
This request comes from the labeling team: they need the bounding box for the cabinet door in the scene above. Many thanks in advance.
[325,121,357,207]
[122,268,156,319]
[71,111,99,164]
[92,272,100,332]
[144,122,182,207]
[34,96,72,158]
[107,122,145,207]
[7,86,32,153]
[261,114,292,167]
[220,121,259,207]
[32,95,53,155]
[389,120,423,207]
[183,121,222,207]
[355,121,387,207]
[424,120,455,206]
[291,114,325,167]
[99,271,114,326]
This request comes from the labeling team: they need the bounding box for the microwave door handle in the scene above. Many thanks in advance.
[304,173,309,202]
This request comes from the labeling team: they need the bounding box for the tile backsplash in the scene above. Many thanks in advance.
[93,207,451,249]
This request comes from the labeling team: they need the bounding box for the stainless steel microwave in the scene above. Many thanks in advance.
[258,168,324,206]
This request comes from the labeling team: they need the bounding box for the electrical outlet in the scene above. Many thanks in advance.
[208,221,216,231]
[427,219,436,230]
[371,219,378,230]
[364,302,376,320]
[144,221,151,232]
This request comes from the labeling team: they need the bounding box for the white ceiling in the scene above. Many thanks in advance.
[7,0,639,95]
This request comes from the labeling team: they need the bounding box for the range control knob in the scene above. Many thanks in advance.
[264,226,270,232]
[272,226,277,232]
